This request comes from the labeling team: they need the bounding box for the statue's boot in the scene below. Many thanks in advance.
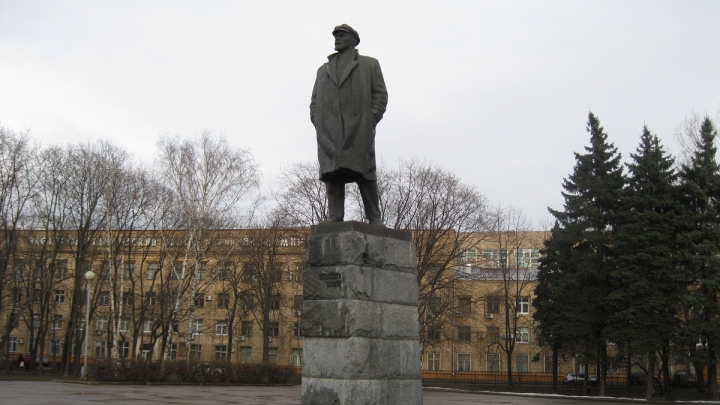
[325,182,345,222]
[359,181,384,226]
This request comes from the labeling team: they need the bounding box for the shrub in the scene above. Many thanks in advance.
[92,359,294,384]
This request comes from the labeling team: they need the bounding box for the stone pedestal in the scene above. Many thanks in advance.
[301,222,423,405]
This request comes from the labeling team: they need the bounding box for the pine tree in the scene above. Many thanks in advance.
[607,126,682,400]
[538,112,624,395]
[677,117,720,399]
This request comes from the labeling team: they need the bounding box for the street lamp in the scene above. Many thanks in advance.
[82,270,96,380]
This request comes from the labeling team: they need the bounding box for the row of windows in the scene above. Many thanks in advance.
[12,259,306,285]
[7,336,304,367]
[90,317,302,338]
[426,352,536,372]
[451,296,530,315]
[427,326,530,343]
[90,292,304,311]
[460,249,540,268]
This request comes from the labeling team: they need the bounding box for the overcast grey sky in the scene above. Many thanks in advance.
[1,1,718,226]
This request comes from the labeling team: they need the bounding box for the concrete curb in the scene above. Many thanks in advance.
[423,386,720,404]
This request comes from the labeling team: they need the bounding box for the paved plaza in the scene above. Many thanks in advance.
[0,381,679,405]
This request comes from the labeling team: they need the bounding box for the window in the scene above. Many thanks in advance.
[96,316,108,332]
[95,341,106,358]
[122,291,133,306]
[215,345,227,361]
[269,322,279,338]
[458,326,471,342]
[460,248,477,264]
[143,319,153,334]
[515,327,530,343]
[189,344,202,361]
[428,325,441,342]
[147,263,159,280]
[196,262,207,280]
[145,292,156,307]
[50,339,62,356]
[457,296,471,315]
[269,264,282,282]
[123,263,134,279]
[53,315,63,329]
[544,355,553,373]
[514,248,540,268]
[218,262,232,281]
[241,321,253,337]
[12,289,22,305]
[7,336,17,353]
[56,260,68,278]
[243,263,257,283]
[194,293,205,308]
[487,353,501,372]
[216,320,228,336]
[217,293,229,309]
[515,353,529,372]
[100,261,110,280]
[293,322,301,338]
[271,294,281,311]
[458,353,471,371]
[292,349,303,366]
[240,347,252,363]
[242,294,255,311]
[294,294,303,310]
[55,290,65,303]
[487,327,500,344]
[268,348,278,364]
[487,297,500,314]
[141,343,152,360]
[191,319,204,334]
[516,297,530,314]
[427,352,441,371]
[171,262,183,280]
[482,249,508,268]
[118,317,130,332]
[32,314,41,329]
[98,291,110,305]
[428,297,442,314]
[169,343,178,360]
[120,341,130,358]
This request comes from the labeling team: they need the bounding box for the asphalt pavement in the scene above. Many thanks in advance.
[1,381,715,404]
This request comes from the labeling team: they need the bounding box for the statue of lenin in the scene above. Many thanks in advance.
[310,24,388,225]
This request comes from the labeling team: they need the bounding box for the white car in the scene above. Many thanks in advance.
[563,373,596,386]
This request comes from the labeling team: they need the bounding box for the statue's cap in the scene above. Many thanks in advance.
[332,24,360,45]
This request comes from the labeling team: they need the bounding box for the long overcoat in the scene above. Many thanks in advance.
[310,49,388,182]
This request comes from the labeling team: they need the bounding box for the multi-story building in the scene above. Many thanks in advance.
[2,229,570,377]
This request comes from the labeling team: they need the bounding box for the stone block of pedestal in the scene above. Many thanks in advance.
[301,221,423,405]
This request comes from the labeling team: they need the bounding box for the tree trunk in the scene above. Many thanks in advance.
[646,351,654,400]
[709,345,718,401]
[691,353,707,394]
[598,342,607,396]
[661,346,672,401]
[552,346,559,394]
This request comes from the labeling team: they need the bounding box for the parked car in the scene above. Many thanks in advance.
[672,370,696,388]
[1,354,18,370]
[35,356,49,367]
[630,372,648,385]
[563,373,597,386]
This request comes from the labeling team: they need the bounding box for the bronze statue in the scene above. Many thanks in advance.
[310,24,388,225]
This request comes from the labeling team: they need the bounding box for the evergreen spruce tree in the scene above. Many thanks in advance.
[607,126,682,400]
[537,112,624,396]
[677,117,720,399]
[534,221,580,393]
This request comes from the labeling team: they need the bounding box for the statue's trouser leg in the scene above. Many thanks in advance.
[325,181,345,222]
[358,180,383,225]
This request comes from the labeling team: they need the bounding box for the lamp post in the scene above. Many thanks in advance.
[82,270,96,380]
